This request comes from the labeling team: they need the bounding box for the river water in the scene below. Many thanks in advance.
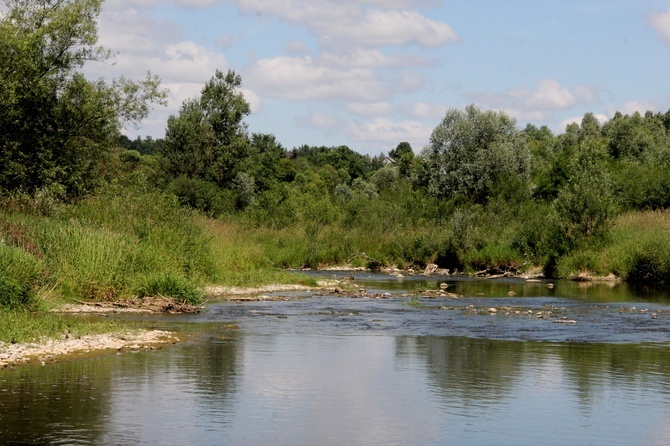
[2,272,670,445]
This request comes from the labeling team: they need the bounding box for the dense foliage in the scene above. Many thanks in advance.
[3,0,670,315]
[0,0,166,196]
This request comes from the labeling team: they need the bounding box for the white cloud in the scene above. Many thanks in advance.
[318,9,459,48]
[609,100,660,116]
[84,2,261,138]
[298,112,343,130]
[321,49,428,69]
[346,102,394,116]
[510,79,578,110]
[410,102,448,119]
[96,8,180,56]
[234,0,459,49]
[347,117,433,149]
[247,56,386,102]
[648,8,670,46]
[558,113,608,132]
[285,39,311,55]
[465,79,600,126]
[241,89,263,113]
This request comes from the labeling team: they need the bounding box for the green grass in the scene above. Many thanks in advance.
[0,184,314,311]
[556,210,670,283]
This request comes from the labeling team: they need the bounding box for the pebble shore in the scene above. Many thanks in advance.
[0,330,178,368]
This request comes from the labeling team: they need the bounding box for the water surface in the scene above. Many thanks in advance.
[2,273,670,445]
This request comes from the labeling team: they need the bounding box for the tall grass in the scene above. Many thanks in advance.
[557,210,670,283]
[0,183,313,308]
[0,244,45,310]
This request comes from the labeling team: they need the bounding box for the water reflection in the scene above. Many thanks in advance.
[2,332,670,445]
[3,273,670,445]
[0,359,113,444]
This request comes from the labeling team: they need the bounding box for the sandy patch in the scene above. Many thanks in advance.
[205,282,336,297]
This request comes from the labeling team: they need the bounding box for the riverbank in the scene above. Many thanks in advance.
[0,329,178,369]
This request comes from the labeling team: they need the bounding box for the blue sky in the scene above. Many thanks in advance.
[85,0,670,155]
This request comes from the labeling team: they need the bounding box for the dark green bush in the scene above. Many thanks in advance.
[0,245,43,310]
[625,243,670,284]
[135,273,205,306]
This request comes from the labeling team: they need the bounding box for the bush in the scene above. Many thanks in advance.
[0,245,43,310]
[135,273,205,305]
[625,241,670,284]
[170,176,230,217]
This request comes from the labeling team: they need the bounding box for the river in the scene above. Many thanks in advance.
[1,272,670,445]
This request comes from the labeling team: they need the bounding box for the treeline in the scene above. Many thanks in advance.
[2,0,670,314]
[84,95,670,282]
[121,88,670,269]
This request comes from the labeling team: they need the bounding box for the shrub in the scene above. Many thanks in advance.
[135,273,205,305]
[625,241,670,284]
[0,245,44,310]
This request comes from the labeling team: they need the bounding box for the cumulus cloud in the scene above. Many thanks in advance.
[234,0,459,49]
[298,112,343,130]
[285,39,311,55]
[609,100,660,116]
[648,8,670,46]
[509,79,578,110]
[247,56,387,102]
[83,1,262,137]
[465,79,600,125]
[558,113,609,132]
[346,102,394,116]
[321,49,430,69]
[347,117,433,149]
[410,102,448,119]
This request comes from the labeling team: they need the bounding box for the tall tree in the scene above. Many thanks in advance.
[163,70,250,187]
[425,104,530,203]
[0,0,166,195]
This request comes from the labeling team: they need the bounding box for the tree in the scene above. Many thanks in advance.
[0,0,166,195]
[389,141,413,160]
[425,104,530,203]
[389,141,414,177]
[602,111,670,163]
[162,70,250,187]
[553,141,615,247]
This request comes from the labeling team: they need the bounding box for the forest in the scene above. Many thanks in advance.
[2,0,670,319]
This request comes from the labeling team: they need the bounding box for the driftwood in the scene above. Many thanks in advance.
[74,296,202,314]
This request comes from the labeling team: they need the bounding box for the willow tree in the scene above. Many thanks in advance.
[425,104,530,203]
[0,0,166,196]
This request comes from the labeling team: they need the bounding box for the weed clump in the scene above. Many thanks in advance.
[135,273,205,306]
[0,245,44,311]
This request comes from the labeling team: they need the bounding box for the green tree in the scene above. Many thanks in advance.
[0,0,166,196]
[553,141,615,247]
[425,104,530,203]
[247,133,295,191]
[389,141,415,177]
[162,69,250,187]
[602,111,669,162]
[389,141,413,160]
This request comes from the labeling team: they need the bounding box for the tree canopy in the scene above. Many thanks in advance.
[162,69,250,187]
[425,104,530,203]
[0,0,166,196]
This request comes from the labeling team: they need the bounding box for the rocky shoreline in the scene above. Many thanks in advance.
[1,271,621,369]
[0,330,179,369]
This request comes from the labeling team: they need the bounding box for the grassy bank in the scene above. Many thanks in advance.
[556,210,670,282]
[2,183,670,345]
[0,183,316,343]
